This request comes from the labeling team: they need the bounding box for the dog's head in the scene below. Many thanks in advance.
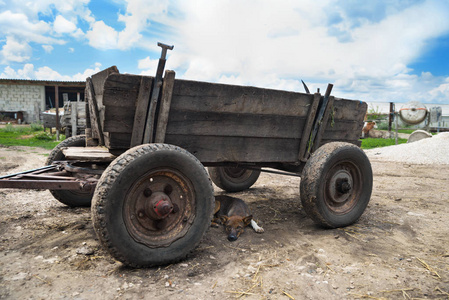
[220,215,252,242]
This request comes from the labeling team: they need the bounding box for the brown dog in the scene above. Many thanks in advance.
[213,195,264,241]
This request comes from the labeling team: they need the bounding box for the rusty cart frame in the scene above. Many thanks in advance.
[0,43,372,267]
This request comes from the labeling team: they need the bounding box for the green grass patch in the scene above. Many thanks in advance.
[0,124,63,150]
[361,138,407,150]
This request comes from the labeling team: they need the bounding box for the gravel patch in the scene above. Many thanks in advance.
[365,132,449,165]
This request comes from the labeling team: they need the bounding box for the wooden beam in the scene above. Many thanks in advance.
[154,70,176,143]
[312,96,335,152]
[62,147,116,162]
[86,78,105,146]
[298,92,321,162]
[130,76,153,147]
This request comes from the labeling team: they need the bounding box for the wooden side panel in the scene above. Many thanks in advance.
[103,132,132,149]
[164,135,300,163]
[170,79,313,117]
[166,110,307,139]
[318,98,367,147]
[97,70,367,163]
[101,73,147,148]
[165,79,314,163]
[91,66,119,96]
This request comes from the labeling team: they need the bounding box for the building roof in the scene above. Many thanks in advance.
[0,78,85,87]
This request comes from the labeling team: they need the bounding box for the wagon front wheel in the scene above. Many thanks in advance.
[208,166,261,192]
[300,142,373,228]
[46,135,93,207]
[92,144,214,267]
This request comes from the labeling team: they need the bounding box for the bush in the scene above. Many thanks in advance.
[30,123,44,131]
[34,132,53,140]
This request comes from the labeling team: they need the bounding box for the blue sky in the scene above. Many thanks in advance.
[1,0,449,104]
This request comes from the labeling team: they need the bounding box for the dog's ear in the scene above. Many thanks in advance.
[243,215,253,226]
[220,215,229,224]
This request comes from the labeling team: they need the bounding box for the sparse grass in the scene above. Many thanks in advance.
[360,138,407,150]
[0,124,63,150]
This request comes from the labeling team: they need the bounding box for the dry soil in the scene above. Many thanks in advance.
[0,145,448,299]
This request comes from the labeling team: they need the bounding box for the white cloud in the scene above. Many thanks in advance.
[84,0,171,50]
[0,10,56,44]
[1,0,449,106]
[71,64,103,81]
[42,44,53,53]
[1,36,31,63]
[163,0,449,104]
[85,21,118,50]
[429,79,449,103]
[137,56,159,75]
[53,15,77,34]
[0,63,102,81]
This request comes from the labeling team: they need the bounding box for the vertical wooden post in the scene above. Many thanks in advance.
[71,102,77,137]
[154,70,176,143]
[55,85,60,141]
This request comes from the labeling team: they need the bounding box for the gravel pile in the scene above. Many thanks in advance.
[365,132,449,165]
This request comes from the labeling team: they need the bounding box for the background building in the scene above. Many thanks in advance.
[0,79,85,124]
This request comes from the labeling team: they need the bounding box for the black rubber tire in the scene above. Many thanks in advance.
[208,166,261,192]
[300,142,373,228]
[92,144,214,268]
[46,135,93,207]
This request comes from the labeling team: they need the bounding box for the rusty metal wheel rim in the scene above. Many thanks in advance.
[323,161,361,214]
[123,167,195,248]
[222,167,253,183]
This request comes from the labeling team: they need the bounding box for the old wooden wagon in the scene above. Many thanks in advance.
[0,44,372,267]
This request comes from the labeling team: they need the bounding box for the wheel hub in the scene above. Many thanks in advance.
[145,192,174,220]
[328,169,353,204]
[123,169,195,248]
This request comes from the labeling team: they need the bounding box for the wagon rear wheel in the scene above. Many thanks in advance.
[92,144,214,268]
[300,142,372,228]
[208,166,261,192]
[46,135,93,207]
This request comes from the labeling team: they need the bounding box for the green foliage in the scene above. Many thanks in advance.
[30,123,44,131]
[34,132,54,140]
[367,105,382,121]
[0,125,63,150]
[376,121,389,131]
[360,138,407,150]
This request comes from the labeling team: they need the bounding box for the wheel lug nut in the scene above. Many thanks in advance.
[143,188,152,197]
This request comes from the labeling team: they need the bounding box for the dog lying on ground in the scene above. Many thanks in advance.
[212,195,264,241]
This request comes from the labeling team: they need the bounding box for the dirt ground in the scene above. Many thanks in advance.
[0,145,448,300]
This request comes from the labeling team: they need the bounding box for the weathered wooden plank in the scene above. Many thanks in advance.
[104,132,132,149]
[91,66,119,96]
[86,78,104,145]
[332,98,367,120]
[298,92,321,162]
[164,135,300,163]
[62,147,116,162]
[103,106,136,133]
[130,76,153,147]
[312,96,335,153]
[170,79,313,117]
[154,70,176,143]
[165,110,307,139]
[71,102,77,137]
[103,73,142,94]
[321,121,361,140]
[102,90,139,108]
